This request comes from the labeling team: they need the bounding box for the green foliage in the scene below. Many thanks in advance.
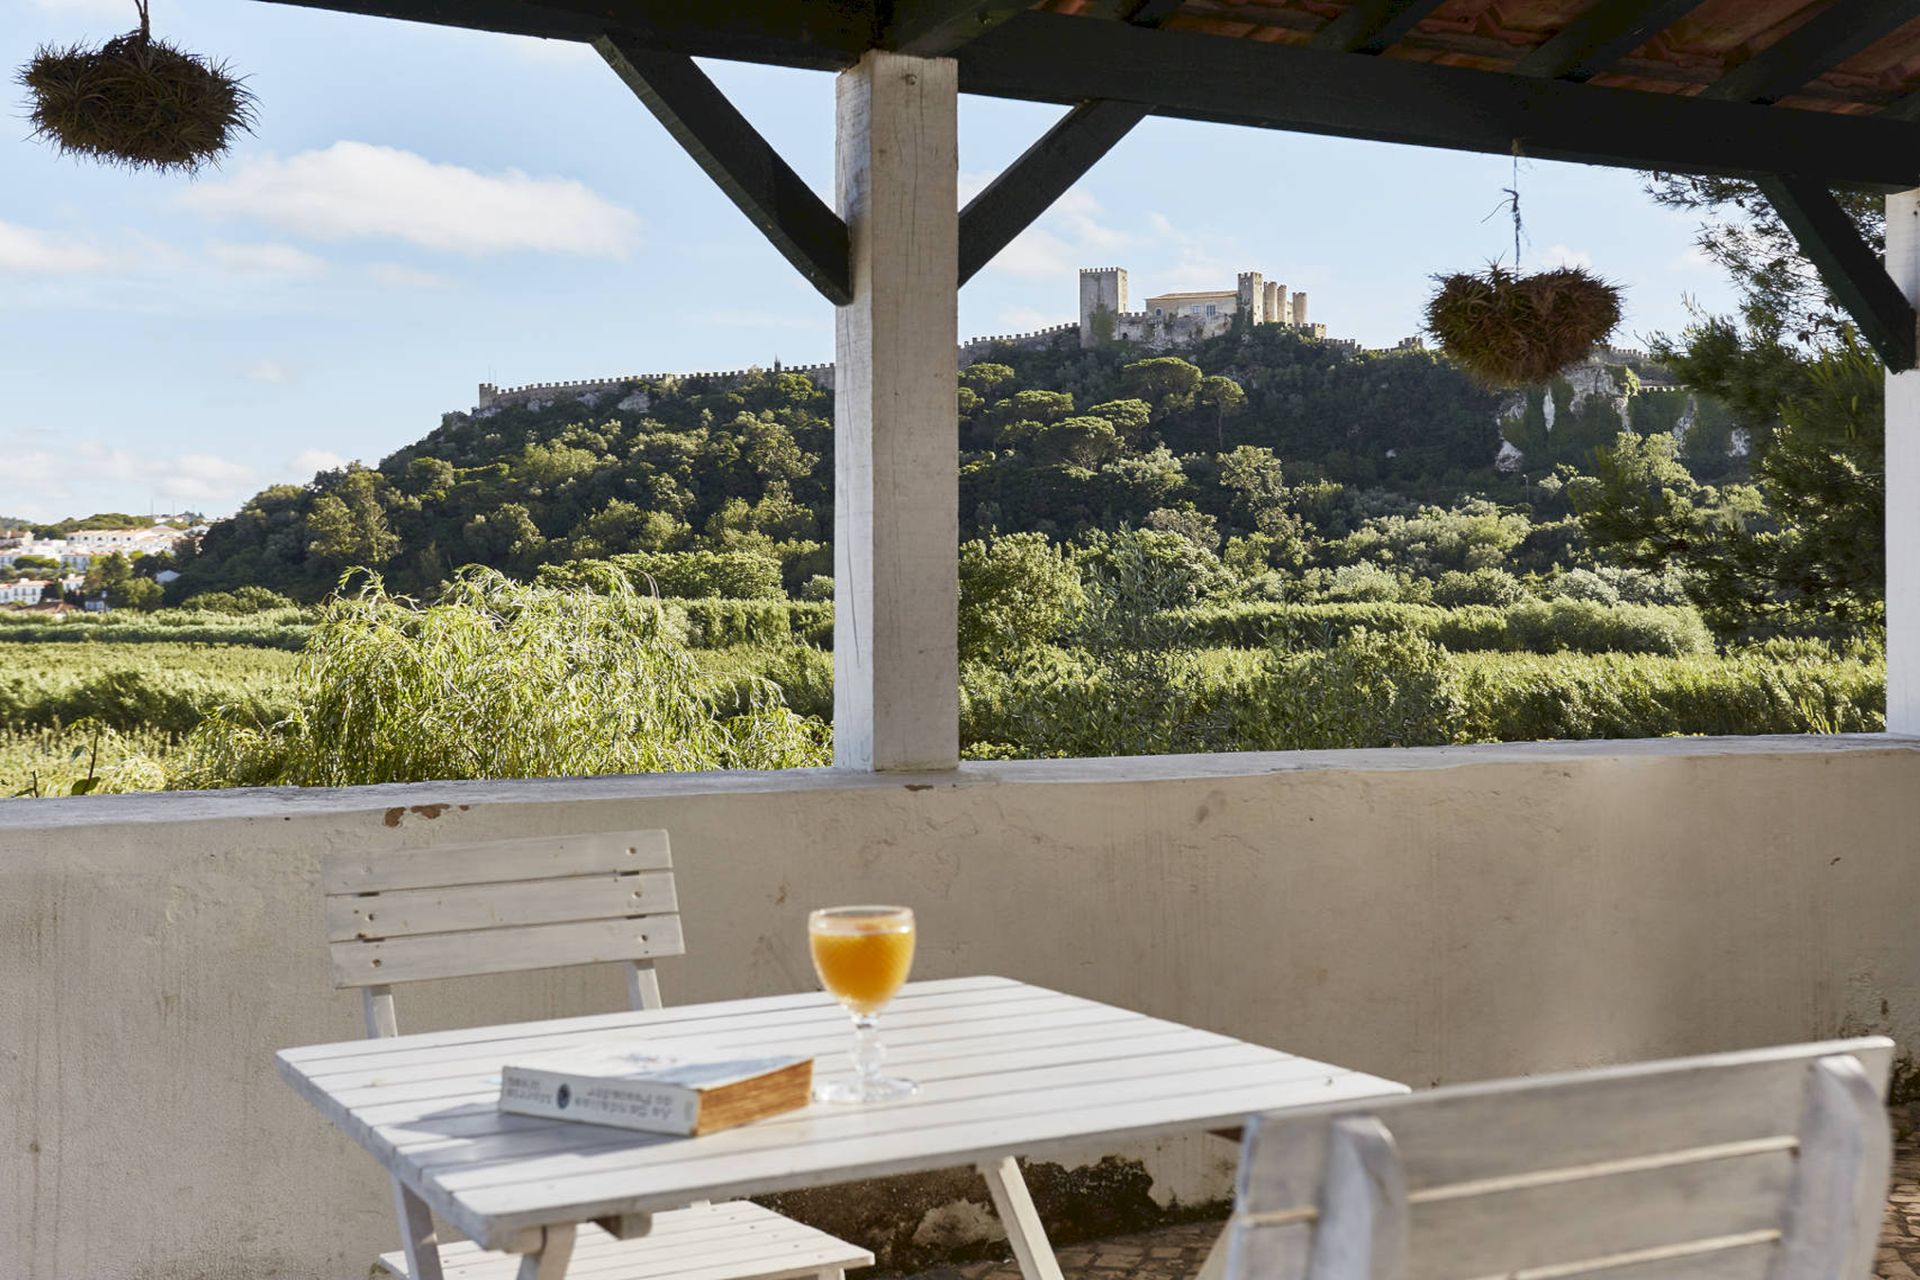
[176,585,297,614]
[958,533,1085,661]
[540,549,785,600]
[0,642,295,732]
[176,571,828,788]
[0,608,309,648]
[1164,599,1712,657]
[1232,629,1466,750]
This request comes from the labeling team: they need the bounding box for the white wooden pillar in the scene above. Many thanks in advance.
[833,51,960,770]
[1887,190,1920,735]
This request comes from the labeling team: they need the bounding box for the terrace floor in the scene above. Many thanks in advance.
[903,1108,1920,1280]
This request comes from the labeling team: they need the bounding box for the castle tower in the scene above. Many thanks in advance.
[1263,281,1283,324]
[1079,267,1129,346]
[1291,291,1309,327]
[1236,271,1265,324]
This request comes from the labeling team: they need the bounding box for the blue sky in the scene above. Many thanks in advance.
[0,0,1737,522]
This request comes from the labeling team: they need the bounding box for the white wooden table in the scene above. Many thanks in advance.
[278,975,1406,1280]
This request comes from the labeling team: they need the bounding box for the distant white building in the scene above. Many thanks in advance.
[0,579,54,606]
[0,541,92,571]
[65,526,188,554]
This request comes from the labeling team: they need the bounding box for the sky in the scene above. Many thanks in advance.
[0,0,1739,523]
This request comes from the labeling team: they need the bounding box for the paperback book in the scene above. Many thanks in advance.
[499,1048,813,1136]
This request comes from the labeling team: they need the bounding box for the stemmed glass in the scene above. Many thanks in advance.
[808,905,917,1103]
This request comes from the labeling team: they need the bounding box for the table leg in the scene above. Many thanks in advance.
[979,1157,1067,1280]
[393,1180,445,1280]
[514,1223,578,1280]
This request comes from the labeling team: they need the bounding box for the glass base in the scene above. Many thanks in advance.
[815,1074,918,1105]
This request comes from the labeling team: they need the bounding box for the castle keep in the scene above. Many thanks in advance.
[1078,266,1326,348]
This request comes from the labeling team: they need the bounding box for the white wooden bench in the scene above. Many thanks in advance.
[322,829,876,1280]
[1223,1037,1896,1280]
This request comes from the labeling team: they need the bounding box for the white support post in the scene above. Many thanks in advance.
[1887,190,1920,735]
[833,50,960,771]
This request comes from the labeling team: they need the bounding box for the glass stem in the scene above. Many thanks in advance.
[851,1011,884,1090]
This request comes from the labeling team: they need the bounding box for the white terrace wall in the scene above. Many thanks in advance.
[4,736,1919,1280]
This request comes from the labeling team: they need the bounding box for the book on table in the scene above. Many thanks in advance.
[499,1048,814,1136]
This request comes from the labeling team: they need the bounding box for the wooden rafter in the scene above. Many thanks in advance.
[1702,0,1920,104]
[955,13,1920,191]
[1757,174,1917,371]
[1312,0,1450,55]
[1511,0,1705,81]
[596,33,851,305]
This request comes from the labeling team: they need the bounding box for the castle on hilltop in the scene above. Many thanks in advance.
[1077,266,1327,349]
[473,265,1340,414]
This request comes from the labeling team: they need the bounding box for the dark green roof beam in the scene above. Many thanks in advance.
[1758,174,1916,371]
[957,11,1920,191]
[1312,0,1449,55]
[596,32,851,304]
[1512,0,1705,81]
[1701,0,1920,104]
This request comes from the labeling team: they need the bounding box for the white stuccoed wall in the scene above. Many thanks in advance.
[3,736,1919,1280]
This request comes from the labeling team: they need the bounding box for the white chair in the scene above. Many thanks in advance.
[321,828,875,1280]
[1223,1037,1894,1280]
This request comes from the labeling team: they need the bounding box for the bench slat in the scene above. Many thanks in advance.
[327,872,679,942]
[331,915,687,988]
[325,831,670,895]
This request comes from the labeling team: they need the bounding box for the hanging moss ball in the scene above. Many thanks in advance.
[1424,265,1623,387]
[19,29,256,175]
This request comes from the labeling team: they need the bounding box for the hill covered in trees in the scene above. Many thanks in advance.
[177,325,1697,604]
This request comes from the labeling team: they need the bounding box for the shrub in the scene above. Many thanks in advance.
[1322,562,1408,602]
[177,571,828,788]
[799,574,834,602]
[677,598,832,648]
[959,533,1084,661]
[1549,567,1621,606]
[539,549,785,600]
[1498,598,1713,658]
[1228,629,1467,750]
[176,586,296,614]
[1433,567,1527,608]
[1164,600,1713,657]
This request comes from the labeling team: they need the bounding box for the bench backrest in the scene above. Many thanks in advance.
[323,829,684,1031]
[1227,1037,1895,1280]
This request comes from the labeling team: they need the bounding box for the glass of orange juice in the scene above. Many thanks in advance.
[808,905,917,1103]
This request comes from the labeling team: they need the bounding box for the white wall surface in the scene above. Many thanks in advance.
[2,735,1917,1279]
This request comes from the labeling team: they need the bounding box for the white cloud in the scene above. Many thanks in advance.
[0,438,259,515]
[365,262,452,289]
[0,221,113,274]
[1540,244,1595,271]
[291,449,347,475]
[181,141,641,257]
[209,241,329,278]
[243,359,296,385]
[977,187,1135,282]
[996,305,1057,331]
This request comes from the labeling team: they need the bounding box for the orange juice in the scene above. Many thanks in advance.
[809,908,915,1014]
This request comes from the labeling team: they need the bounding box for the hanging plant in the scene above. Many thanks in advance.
[1425,264,1623,387]
[18,0,256,176]
[1424,155,1623,386]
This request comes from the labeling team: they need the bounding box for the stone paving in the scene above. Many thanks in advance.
[908,1123,1920,1280]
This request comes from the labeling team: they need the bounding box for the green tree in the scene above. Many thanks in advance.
[306,468,399,571]
[957,533,1085,661]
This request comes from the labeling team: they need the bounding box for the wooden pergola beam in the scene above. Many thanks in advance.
[884,1,1020,56]
[955,12,1920,191]
[1312,0,1449,55]
[1701,0,1920,105]
[958,100,1148,286]
[1511,0,1704,82]
[953,0,1180,286]
[595,33,852,305]
[1757,174,1918,371]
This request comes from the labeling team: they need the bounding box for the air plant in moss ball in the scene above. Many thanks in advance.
[18,0,257,176]
[1424,159,1624,387]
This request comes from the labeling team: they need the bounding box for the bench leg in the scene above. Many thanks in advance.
[979,1157,1067,1280]
[393,1180,445,1280]
[515,1224,578,1280]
